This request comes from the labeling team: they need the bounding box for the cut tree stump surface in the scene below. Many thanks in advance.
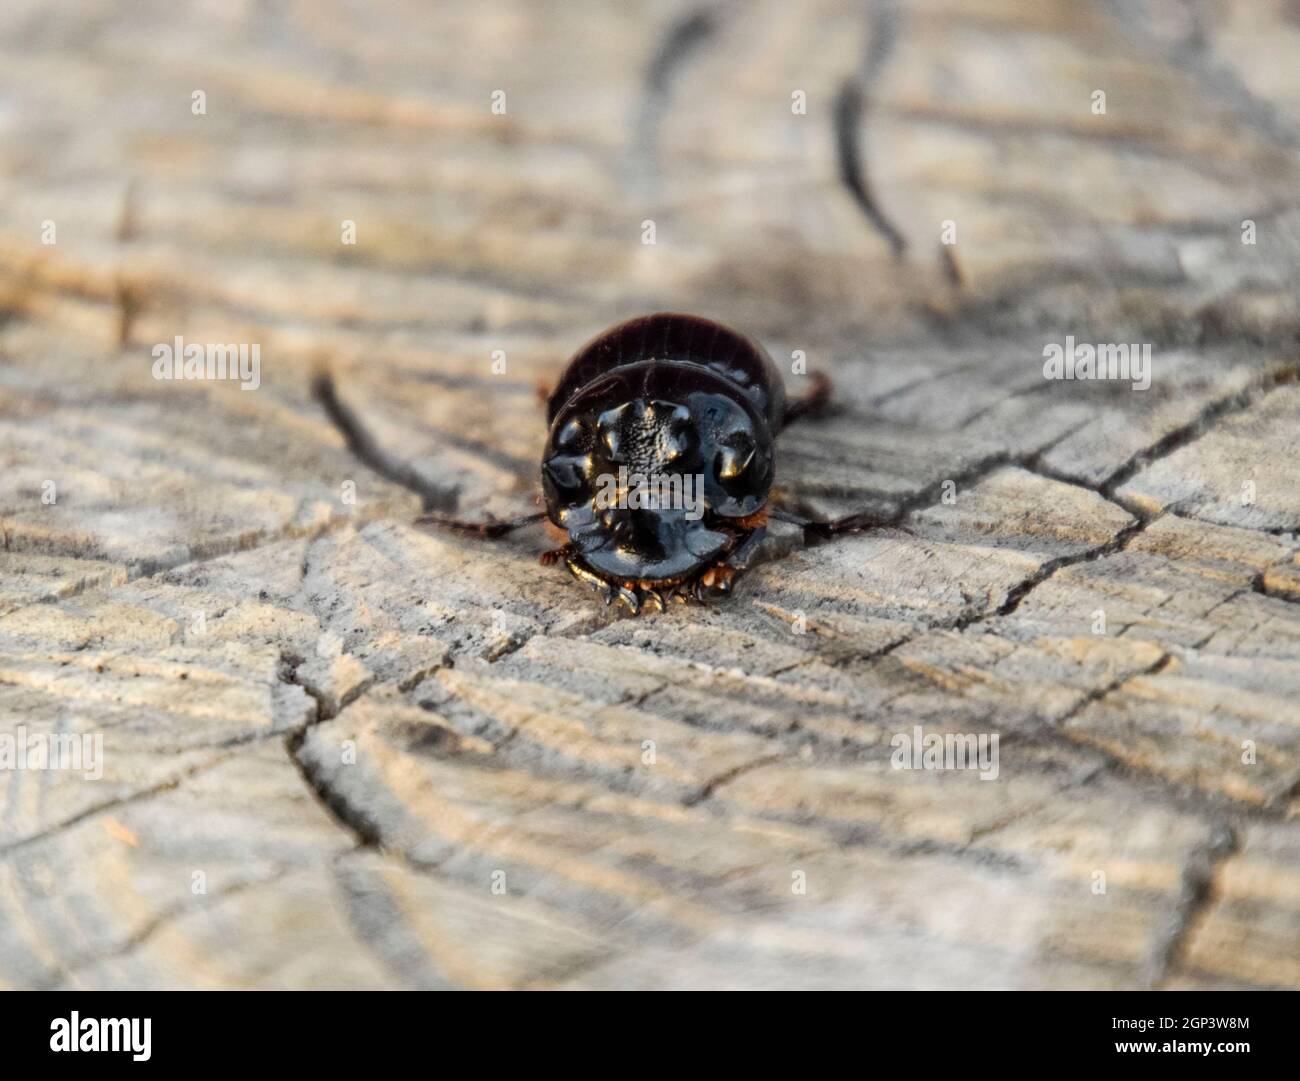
[1,0,1299,989]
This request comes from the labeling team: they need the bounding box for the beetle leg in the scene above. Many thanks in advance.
[768,488,828,521]
[565,557,614,604]
[696,562,738,596]
[768,507,821,535]
[643,587,666,612]
[769,506,890,544]
[615,585,642,615]
[723,525,767,571]
[679,525,765,602]
[539,544,571,567]
[781,371,832,430]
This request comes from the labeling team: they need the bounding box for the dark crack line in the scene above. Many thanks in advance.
[629,6,721,183]
[1020,648,1255,986]
[281,646,389,849]
[1100,0,1300,152]
[330,855,459,990]
[643,7,718,99]
[861,0,901,84]
[1145,820,1238,990]
[115,179,138,244]
[1053,651,1172,729]
[957,380,1058,430]
[867,353,996,408]
[833,79,906,257]
[939,243,963,289]
[829,0,908,255]
[286,728,385,850]
[792,418,1095,558]
[1101,363,1300,501]
[313,371,459,513]
[0,498,408,619]
[280,619,407,855]
[963,514,1153,629]
[910,361,1300,624]
[36,869,291,989]
[752,611,916,675]
[114,276,140,349]
[682,753,782,807]
[1267,768,1300,816]
[0,749,248,858]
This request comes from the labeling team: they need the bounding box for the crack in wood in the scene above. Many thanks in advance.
[1145,819,1238,989]
[6,0,1300,990]
[286,727,385,850]
[682,752,783,807]
[1101,0,1300,151]
[833,79,907,257]
[33,868,291,989]
[1101,362,1300,501]
[631,5,721,180]
[0,748,249,858]
[960,514,1153,628]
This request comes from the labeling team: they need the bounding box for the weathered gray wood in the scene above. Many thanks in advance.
[1,0,1299,990]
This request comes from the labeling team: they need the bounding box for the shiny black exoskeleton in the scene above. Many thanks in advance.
[313,312,830,615]
[541,314,784,608]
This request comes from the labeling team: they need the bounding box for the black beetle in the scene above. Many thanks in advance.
[315,312,832,613]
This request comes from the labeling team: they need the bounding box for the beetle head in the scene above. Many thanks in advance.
[542,363,773,585]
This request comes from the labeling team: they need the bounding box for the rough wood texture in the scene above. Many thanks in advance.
[1,0,1299,990]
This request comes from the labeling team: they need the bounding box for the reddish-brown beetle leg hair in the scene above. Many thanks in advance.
[539,545,570,567]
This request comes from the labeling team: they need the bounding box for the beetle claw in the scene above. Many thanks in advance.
[616,586,642,614]
[539,545,568,568]
[712,564,737,594]
[566,557,614,605]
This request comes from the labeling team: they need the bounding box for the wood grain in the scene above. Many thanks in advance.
[1,0,1298,989]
